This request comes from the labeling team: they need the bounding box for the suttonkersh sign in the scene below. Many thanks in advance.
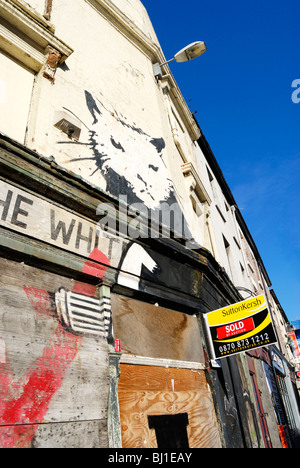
[205,295,277,360]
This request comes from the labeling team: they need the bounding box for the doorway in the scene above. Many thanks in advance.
[118,363,221,448]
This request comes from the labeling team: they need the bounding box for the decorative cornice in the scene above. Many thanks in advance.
[4,0,55,31]
[0,0,73,71]
[182,162,212,205]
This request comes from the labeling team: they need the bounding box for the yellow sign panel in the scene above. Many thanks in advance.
[206,295,266,327]
[205,295,277,360]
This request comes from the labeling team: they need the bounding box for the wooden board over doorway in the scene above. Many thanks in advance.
[118,364,221,448]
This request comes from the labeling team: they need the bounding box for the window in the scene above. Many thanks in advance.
[206,167,227,221]
[216,204,226,223]
[0,0,72,143]
[223,234,233,279]
[207,167,214,183]
[251,278,258,295]
[233,236,241,250]
[0,52,34,143]
[190,192,202,217]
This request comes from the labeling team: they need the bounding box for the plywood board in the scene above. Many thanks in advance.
[119,364,221,448]
[0,258,109,448]
[112,294,204,363]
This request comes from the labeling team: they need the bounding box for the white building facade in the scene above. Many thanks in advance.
[1,0,299,449]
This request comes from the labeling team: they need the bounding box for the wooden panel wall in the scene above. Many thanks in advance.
[0,258,109,448]
[118,364,221,448]
[111,294,204,363]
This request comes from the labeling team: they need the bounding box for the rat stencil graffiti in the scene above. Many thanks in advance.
[59,90,178,209]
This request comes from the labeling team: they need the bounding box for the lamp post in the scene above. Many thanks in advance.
[153,41,207,79]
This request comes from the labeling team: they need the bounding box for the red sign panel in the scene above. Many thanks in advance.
[217,317,255,340]
[114,339,121,352]
[278,425,289,448]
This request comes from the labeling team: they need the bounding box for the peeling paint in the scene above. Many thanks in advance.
[0,339,6,364]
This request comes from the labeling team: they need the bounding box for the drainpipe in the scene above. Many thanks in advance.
[258,262,281,350]
[99,277,122,448]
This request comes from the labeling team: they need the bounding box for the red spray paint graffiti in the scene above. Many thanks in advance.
[0,249,109,448]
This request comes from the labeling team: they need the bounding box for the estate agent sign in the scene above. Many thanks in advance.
[205,295,277,360]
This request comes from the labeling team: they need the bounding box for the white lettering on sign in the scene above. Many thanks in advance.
[217,317,255,340]
[226,322,244,333]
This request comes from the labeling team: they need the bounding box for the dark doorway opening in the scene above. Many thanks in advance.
[148,413,190,448]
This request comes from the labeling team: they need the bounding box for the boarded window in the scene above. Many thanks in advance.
[111,294,204,363]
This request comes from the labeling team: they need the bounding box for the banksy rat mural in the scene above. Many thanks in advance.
[59,90,178,210]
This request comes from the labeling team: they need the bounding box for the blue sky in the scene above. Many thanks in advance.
[142,0,300,322]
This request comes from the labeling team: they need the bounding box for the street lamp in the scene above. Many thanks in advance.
[153,41,207,79]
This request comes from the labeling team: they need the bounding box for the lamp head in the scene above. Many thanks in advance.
[153,41,207,79]
[174,41,207,63]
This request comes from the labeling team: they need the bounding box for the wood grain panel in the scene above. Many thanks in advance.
[111,294,204,363]
[119,364,207,392]
[119,364,221,449]
[0,258,109,448]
